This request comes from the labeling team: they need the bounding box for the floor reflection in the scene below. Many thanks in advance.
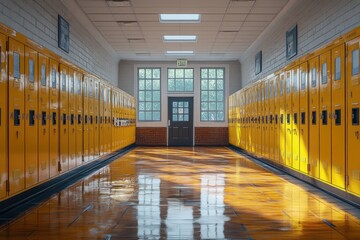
[1,147,360,239]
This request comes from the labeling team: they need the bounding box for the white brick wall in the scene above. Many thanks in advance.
[240,0,360,87]
[0,0,118,86]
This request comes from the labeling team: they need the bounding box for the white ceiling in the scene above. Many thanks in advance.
[75,0,289,61]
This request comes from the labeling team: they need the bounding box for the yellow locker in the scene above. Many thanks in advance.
[268,78,275,161]
[260,81,265,157]
[49,59,59,178]
[83,76,89,162]
[273,75,280,163]
[331,44,345,188]
[292,66,300,170]
[24,46,38,188]
[88,77,94,160]
[59,64,69,172]
[319,51,332,183]
[251,87,256,154]
[347,38,360,195]
[309,56,320,178]
[68,67,76,170]
[75,71,83,166]
[132,98,136,144]
[0,32,8,199]
[106,86,112,153]
[265,80,270,159]
[99,83,105,155]
[236,93,241,148]
[229,95,234,145]
[255,84,260,155]
[279,72,286,165]
[8,38,25,195]
[94,79,100,157]
[299,61,309,174]
[245,89,250,152]
[285,69,292,167]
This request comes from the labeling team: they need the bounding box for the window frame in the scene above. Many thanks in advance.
[167,68,194,92]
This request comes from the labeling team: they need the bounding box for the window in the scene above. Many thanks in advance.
[41,64,47,86]
[335,57,341,80]
[352,49,359,76]
[200,68,225,121]
[311,67,317,88]
[29,59,34,83]
[168,68,193,92]
[293,70,298,91]
[301,71,306,90]
[138,68,161,121]
[321,63,327,84]
[51,69,56,89]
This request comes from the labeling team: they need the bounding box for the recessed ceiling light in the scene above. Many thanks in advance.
[163,35,197,42]
[159,14,201,23]
[106,0,131,7]
[166,50,194,55]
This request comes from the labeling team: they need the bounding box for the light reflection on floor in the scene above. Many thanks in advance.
[1,147,360,239]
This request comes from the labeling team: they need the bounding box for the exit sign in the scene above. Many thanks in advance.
[177,59,187,67]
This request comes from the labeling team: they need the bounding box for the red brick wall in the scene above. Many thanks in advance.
[195,127,228,146]
[136,127,167,146]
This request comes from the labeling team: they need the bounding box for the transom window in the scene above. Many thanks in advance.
[200,68,225,122]
[168,68,193,92]
[138,68,161,121]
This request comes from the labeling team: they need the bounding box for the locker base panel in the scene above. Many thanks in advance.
[228,145,360,208]
[0,144,136,226]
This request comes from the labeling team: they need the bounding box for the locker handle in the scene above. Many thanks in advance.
[16,131,19,139]
[356,131,359,140]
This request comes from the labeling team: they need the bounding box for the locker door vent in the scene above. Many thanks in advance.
[294,113,298,124]
[96,116,98,124]
[90,115,93,124]
[85,115,88,124]
[42,111,46,126]
[29,110,35,126]
[352,108,359,125]
[62,114,66,125]
[322,110,328,125]
[52,112,57,125]
[14,109,20,126]
[275,115,278,124]
[287,114,290,124]
[78,114,81,124]
[301,112,306,125]
[70,114,74,125]
[280,114,284,124]
[269,115,273,124]
[312,111,317,125]
[335,109,341,125]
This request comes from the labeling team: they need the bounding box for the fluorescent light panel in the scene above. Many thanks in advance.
[166,50,194,55]
[163,35,197,42]
[159,14,201,23]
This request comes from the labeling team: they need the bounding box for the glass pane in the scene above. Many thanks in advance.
[178,115,184,121]
[209,112,216,121]
[209,102,216,111]
[217,80,224,90]
[201,80,208,90]
[201,102,208,110]
[184,102,188,107]
[153,112,160,121]
[185,69,193,78]
[201,91,208,101]
[139,102,145,110]
[153,102,160,110]
[168,69,175,78]
[153,69,160,78]
[352,49,359,76]
[176,69,184,78]
[175,79,184,91]
[201,69,208,78]
[139,91,145,101]
[146,102,152,110]
[311,68,317,87]
[153,80,160,90]
[178,102,183,107]
[153,91,160,101]
[217,91,223,101]
[173,114,177,121]
[335,57,341,81]
[41,64,46,86]
[184,115,189,121]
[301,71,306,90]
[209,91,216,101]
[145,112,152,120]
[146,80,152,90]
[168,79,175,91]
[145,91,152,101]
[184,108,189,114]
[139,80,145,90]
[293,72,297,91]
[217,102,224,111]
[321,63,327,84]
[146,69,152,78]
[201,112,208,121]
[184,79,193,91]
[139,111,145,120]
[29,59,34,83]
[139,69,145,79]
[209,69,216,78]
[217,112,224,121]
[62,73,66,91]
[217,69,224,78]
[173,102,177,107]
[209,80,216,90]
[286,76,290,93]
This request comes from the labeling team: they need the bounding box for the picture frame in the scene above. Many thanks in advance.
[255,51,262,75]
[286,25,297,60]
[58,15,69,53]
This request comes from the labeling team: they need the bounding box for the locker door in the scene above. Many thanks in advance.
[94,79,100,157]
[68,68,76,170]
[236,93,241,147]
[83,77,89,162]
[347,39,360,195]
[279,72,286,165]
[273,76,280,163]
[0,32,8,200]
[245,90,249,151]
[8,38,25,195]
[59,64,69,172]
[299,61,309,174]
[49,59,59,178]
[24,46,38,188]
[319,51,332,183]
[99,83,104,155]
[107,87,112,152]
[309,56,320,178]
[292,66,300,170]
[75,72,83,166]
[38,54,50,182]
[88,78,94,160]
[331,44,345,189]
[265,80,270,159]
[268,78,274,161]
[285,70,292,167]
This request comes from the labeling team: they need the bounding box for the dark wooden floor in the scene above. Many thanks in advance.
[1,147,360,239]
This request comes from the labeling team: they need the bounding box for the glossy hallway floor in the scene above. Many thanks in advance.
[1,147,360,239]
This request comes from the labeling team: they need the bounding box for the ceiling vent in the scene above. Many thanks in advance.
[117,21,138,27]
[106,0,131,7]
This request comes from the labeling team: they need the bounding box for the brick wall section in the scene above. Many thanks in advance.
[195,127,228,146]
[136,127,167,146]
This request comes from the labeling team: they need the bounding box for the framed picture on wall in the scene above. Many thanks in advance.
[255,51,262,75]
[58,15,69,53]
[286,25,297,59]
